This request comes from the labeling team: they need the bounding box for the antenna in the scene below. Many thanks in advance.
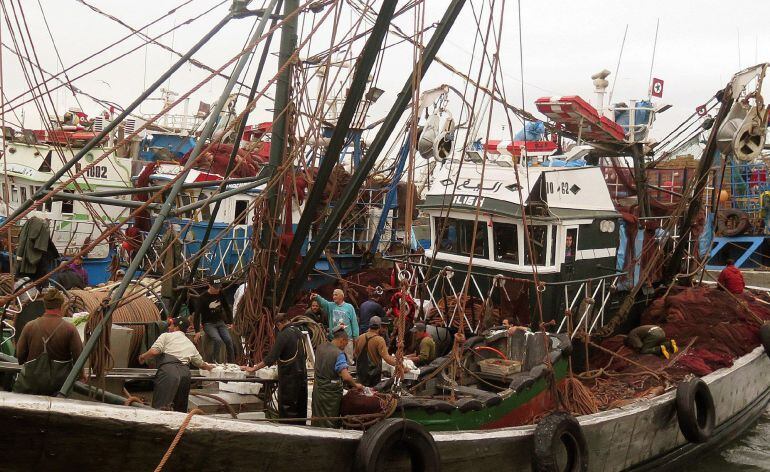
[647,18,660,99]
[737,28,741,69]
[608,24,628,106]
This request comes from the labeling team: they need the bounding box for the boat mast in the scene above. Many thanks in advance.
[281,0,470,307]
[661,84,734,284]
[275,0,399,309]
[260,0,299,303]
[57,1,271,398]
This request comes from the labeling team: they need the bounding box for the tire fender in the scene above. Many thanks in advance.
[355,418,440,472]
[675,378,716,443]
[759,322,770,358]
[532,411,589,472]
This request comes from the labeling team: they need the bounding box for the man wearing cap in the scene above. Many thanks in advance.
[192,280,235,363]
[139,317,214,412]
[312,326,363,428]
[406,323,436,366]
[14,288,84,395]
[353,316,398,387]
[241,313,307,423]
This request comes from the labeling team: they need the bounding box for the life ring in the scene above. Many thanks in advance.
[716,209,750,237]
[532,411,589,472]
[355,418,440,472]
[759,322,770,358]
[675,378,715,443]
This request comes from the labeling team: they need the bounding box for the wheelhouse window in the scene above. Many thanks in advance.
[435,217,488,257]
[524,225,548,266]
[234,199,249,225]
[493,222,519,264]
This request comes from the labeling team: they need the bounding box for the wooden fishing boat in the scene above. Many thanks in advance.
[0,343,766,471]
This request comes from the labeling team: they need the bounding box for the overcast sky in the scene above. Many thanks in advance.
[3,0,770,146]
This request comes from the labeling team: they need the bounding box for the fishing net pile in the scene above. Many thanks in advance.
[581,286,770,410]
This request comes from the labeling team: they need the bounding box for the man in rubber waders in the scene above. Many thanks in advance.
[14,288,84,395]
[241,313,308,424]
[138,316,213,412]
[718,259,745,294]
[312,325,363,428]
[354,316,399,387]
[626,325,679,359]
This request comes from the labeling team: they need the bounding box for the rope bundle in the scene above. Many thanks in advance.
[64,286,161,364]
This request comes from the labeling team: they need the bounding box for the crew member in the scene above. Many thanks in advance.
[718,259,745,294]
[138,316,213,412]
[304,299,326,325]
[354,316,398,387]
[68,256,89,287]
[626,325,679,359]
[241,314,307,423]
[359,294,386,332]
[311,289,359,362]
[14,288,84,395]
[192,280,235,363]
[406,322,437,366]
[312,326,362,428]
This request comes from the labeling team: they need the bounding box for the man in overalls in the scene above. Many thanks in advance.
[138,317,213,412]
[241,313,308,423]
[14,288,84,395]
[312,326,363,428]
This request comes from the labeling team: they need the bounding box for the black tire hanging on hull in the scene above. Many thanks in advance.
[532,411,589,472]
[355,418,440,472]
[759,322,770,357]
[675,378,716,443]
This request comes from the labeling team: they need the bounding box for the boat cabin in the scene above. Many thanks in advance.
[418,155,621,326]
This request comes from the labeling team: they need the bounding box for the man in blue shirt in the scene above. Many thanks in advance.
[311,289,359,362]
[359,294,386,332]
[312,326,363,428]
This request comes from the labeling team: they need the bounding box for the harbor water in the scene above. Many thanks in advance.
[686,406,770,471]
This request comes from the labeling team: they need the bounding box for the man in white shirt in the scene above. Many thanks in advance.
[138,317,213,412]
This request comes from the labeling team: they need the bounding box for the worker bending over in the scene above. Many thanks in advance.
[242,313,307,423]
[312,326,363,428]
[139,317,213,412]
[406,322,436,366]
[718,259,745,294]
[626,325,679,359]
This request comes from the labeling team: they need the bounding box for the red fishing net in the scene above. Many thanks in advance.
[582,285,770,410]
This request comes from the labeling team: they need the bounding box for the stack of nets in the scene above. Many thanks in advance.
[583,285,770,409]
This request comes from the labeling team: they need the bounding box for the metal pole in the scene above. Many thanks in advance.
[276,0,398,306]
[58,4,272,398]
[259,0,299,289]
[283,0,468,305]
[81,175,270,198]
[0,13,235,233]
[51,193,162,210]
[168,0,283,319]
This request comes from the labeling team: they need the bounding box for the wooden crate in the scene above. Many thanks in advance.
[478,359,522,376]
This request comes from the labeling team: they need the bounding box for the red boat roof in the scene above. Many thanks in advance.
[535,95,626,143]
[483,139,557,157]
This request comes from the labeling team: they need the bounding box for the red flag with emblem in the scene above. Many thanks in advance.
[651,78,664,98]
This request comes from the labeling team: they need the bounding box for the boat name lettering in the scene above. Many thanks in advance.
[452,195,485,207]
[7,164,35,177]
[75,163,108,179]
